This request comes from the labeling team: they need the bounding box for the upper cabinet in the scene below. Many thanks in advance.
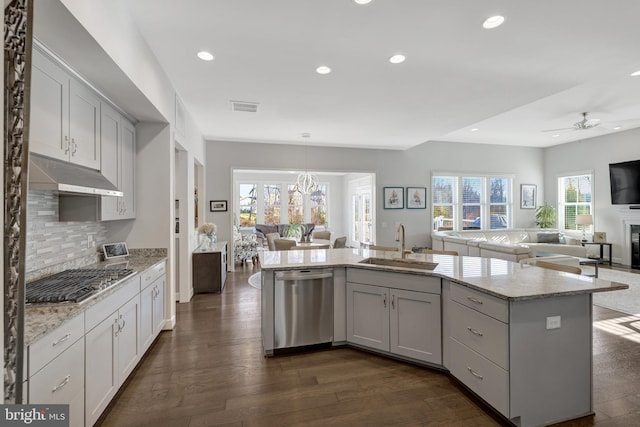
[100,104,136,220]
[30,48,100,170]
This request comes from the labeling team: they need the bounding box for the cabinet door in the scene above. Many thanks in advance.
[85,313,118,427]
[390,289,442,364]
[139,284,154,353]
[346,282,389,351]
[117,296,140,383]
[99,103,121,220]
[120,118,136,219]
[153,278,165,335]
[30,49,69,162]
[69,79,100,169]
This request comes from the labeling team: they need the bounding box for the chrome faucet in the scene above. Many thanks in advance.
[395,223,406,259]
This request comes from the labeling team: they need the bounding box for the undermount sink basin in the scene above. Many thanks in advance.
[358,257,438,271]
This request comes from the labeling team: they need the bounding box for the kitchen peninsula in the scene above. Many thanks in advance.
[260,248,628,427]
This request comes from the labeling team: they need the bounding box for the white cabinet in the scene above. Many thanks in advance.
[140,262,166,353]
[30,48,100,170]
[346,269,441,365]
[28,313,85,427]
[100,104,136,220]
[85,280,140,427]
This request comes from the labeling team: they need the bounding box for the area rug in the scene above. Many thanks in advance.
[582,267,640,315]
[248,272,261,290]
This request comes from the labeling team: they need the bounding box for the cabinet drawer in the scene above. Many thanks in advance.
[450,301,508,370]
[141,261,166,291]
[450,283,508,322]
[449,337,509,417]
[29,313,84,377]
[30,337,84,426]
[347,268,441,294]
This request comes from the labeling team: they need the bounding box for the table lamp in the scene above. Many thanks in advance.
[575,214,593,242]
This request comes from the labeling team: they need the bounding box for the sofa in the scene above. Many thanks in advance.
[253,223,315,247]
[431,228,587,262]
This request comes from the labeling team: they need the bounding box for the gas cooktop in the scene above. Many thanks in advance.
[26,268,134,304]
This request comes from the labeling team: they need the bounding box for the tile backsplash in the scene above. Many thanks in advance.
[26,190,106,275]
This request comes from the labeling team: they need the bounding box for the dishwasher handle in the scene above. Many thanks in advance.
[275,269,333,281]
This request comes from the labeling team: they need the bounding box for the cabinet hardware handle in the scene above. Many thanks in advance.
[383,293,387,308]
[64,136,70,154]
[51,375,71,392]
[52,333,71,346]
[467,297,483,305]
[467,327,484,336]
[119,315,126,332]
[391,294,395,309]
[114,318,120,336]
[467,367,483,380]
[71,139,77,155]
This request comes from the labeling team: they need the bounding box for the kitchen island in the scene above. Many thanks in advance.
[260,247,628,427]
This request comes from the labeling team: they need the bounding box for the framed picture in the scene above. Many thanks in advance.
[520,184,537,209]
[383,187,404,209]
[210,200,227,212]
[593,232,607,243]
[406,187,427,209]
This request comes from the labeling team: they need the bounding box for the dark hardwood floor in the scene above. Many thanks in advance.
[97,263,640,427]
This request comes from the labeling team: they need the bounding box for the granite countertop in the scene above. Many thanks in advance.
[259,248,629,301]
[25,255,167,346]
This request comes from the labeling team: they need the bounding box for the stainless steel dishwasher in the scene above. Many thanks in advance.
[274,268,333,349]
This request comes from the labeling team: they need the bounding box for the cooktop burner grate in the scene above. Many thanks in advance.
[26,268,134,304]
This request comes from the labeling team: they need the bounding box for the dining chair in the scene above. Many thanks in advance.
[333,236,347,248]
[274,239,297,251]
[533,260,582,275]
[417,249,458,255]
[312,231,331,240]
[369,245,398,251]
[265,233,280,251]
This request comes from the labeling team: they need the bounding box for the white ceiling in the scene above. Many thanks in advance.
[121,1,640,149]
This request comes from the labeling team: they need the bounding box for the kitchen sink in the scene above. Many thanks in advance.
[358,257,438,270]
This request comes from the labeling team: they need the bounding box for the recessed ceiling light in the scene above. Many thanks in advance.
[613,126,622,130]
[389,54,406,64]
[552,134,560,138]
[470,128,479,132]
[197,51,214,61]
[630,70,640,77]
[301,132,311,138]
[483,15,505,29]
[354,0,372,4]
[316,66,331,75]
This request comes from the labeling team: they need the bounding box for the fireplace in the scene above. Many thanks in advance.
[632,224,640,269]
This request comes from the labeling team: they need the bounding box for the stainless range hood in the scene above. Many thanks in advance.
[28,154,123,197]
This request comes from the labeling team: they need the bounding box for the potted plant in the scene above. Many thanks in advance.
[535,202,556,228]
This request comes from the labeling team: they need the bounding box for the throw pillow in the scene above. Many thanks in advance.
[537,232,560,244]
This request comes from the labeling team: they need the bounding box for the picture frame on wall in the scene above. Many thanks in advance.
[593,232,607,243]
[383,187,404,209]
[520,184,537,209]
[406,187,427,209]
[210,200,228,212]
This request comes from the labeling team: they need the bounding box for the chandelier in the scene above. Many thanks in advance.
[295,171,319,194]
[294,132,319,194]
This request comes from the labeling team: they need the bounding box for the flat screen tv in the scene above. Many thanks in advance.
[610,159,640,204]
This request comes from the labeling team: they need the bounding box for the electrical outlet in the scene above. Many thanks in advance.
[546,316,561,330]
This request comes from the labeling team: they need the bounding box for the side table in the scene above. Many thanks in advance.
[581,242,612,266]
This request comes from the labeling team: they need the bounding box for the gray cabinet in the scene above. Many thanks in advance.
[346,269,441,365]
[100,103,136,220]
[30,48,100,170]
[192,242,228,293]
[140,262,166,352]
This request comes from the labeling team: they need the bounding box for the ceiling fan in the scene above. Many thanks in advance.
[542,112,601,133]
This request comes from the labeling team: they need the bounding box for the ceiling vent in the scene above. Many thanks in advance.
[230,100,259,113]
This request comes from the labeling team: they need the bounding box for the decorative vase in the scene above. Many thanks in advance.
[207,233,217,247]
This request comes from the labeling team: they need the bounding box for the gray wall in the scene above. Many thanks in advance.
[544,127,640,264]
[204,140,544,249]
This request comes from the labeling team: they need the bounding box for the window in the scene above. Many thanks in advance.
[432,174,512,231]
[239,184,257,227]
[558,173,592,232]
[237,180,328,228]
